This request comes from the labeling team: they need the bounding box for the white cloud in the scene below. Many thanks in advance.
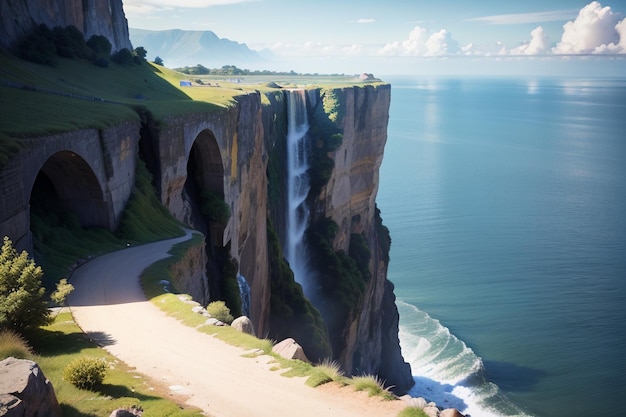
[511,26,550,55]
[379,26,460,56]
[468,9,578,25]
[553,1,625,54]
[425,30,460,56]
[343,44,363,55]
[357,18,376,24]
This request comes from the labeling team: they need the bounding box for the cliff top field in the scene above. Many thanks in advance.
[0,47,383,140]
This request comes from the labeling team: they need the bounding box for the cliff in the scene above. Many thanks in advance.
[0,0,132,52]
[0,1,414,395]
[305,85,414,393]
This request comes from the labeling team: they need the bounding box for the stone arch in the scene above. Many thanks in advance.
[29,151,110,230]
[184,129,226,246]
[187,129,224,197]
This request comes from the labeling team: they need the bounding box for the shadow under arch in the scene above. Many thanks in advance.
[185,128,225,241]
[184,128,237,307]
[30,150,110,231]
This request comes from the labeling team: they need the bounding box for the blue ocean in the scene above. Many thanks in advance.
[376,77,626,417]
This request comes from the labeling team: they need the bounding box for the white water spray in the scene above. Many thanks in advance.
[237,274,251,317]
[285,90,311,287]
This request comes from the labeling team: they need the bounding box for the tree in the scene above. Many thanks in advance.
[153,56,163,66]
[86,34,112,56]
[0,237,51,331]
[133,46,147,64]
[111,48,134,65]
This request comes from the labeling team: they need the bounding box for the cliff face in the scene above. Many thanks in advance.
[0,0,132,52]
[308,85,414,393]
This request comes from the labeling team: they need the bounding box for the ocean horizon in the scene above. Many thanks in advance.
[377,76,626,417]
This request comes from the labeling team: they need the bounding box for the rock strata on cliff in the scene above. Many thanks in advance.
[0,0,132,52]
[307,84,413,393]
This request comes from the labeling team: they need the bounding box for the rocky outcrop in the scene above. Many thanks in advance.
[0,0,132,52]
[0,357,62,417]
[167,235,209,305]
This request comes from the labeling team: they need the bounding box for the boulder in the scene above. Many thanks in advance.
[423,406,439,417]
[440,408,465,417]
[109,406,143,417]
[231,316,255,336]
[0,357,62,417]
[272,338,310,363]
[205,318,225,326]
[191,306,208,316]
[403,397,428,409]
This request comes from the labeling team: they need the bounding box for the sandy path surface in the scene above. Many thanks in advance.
[68,231,405,417]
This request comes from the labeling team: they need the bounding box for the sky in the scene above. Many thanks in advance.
[122,0,626,76]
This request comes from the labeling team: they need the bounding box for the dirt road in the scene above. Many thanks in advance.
[69,231,404,417]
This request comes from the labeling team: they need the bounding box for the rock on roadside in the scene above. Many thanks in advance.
[272,338,310,363]
[0,357,62,417]
[231,316,255,336]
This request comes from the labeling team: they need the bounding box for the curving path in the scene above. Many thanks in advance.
[68,231,403,417]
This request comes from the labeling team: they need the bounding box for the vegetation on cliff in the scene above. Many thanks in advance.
[306,89,344,198]
[305,218,372,355]
[266,220,332,362]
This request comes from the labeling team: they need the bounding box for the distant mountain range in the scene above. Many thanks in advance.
[129,28,267,69]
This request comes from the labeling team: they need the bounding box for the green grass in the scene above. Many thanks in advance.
[397,407,430,417]
[3,311,204,417]
[349,375,397,401]
[0,86,139,138]
[0,329,33,359]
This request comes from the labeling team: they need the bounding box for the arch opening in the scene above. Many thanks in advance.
[184,129,240,313]
[184,129,225,239]
[30,151,109,239]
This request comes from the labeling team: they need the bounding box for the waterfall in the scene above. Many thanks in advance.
[237,274,251,317]
[285,89,311,289]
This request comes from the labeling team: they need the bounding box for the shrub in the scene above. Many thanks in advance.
[350,375,395,400]
[50,278,74,306]
[201,191,231,225]
[111,48,134,65]
[51,25,90,59]
[63,357,108,390]
[0,237,51,331]
[18,24,57,66]
[0,329,32,359]
[306,359,344,387]
[206,301,234,324]
[86,34,112,56]
[398,407,429,417]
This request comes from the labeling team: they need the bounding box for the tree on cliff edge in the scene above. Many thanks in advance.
[0,237,51,332]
